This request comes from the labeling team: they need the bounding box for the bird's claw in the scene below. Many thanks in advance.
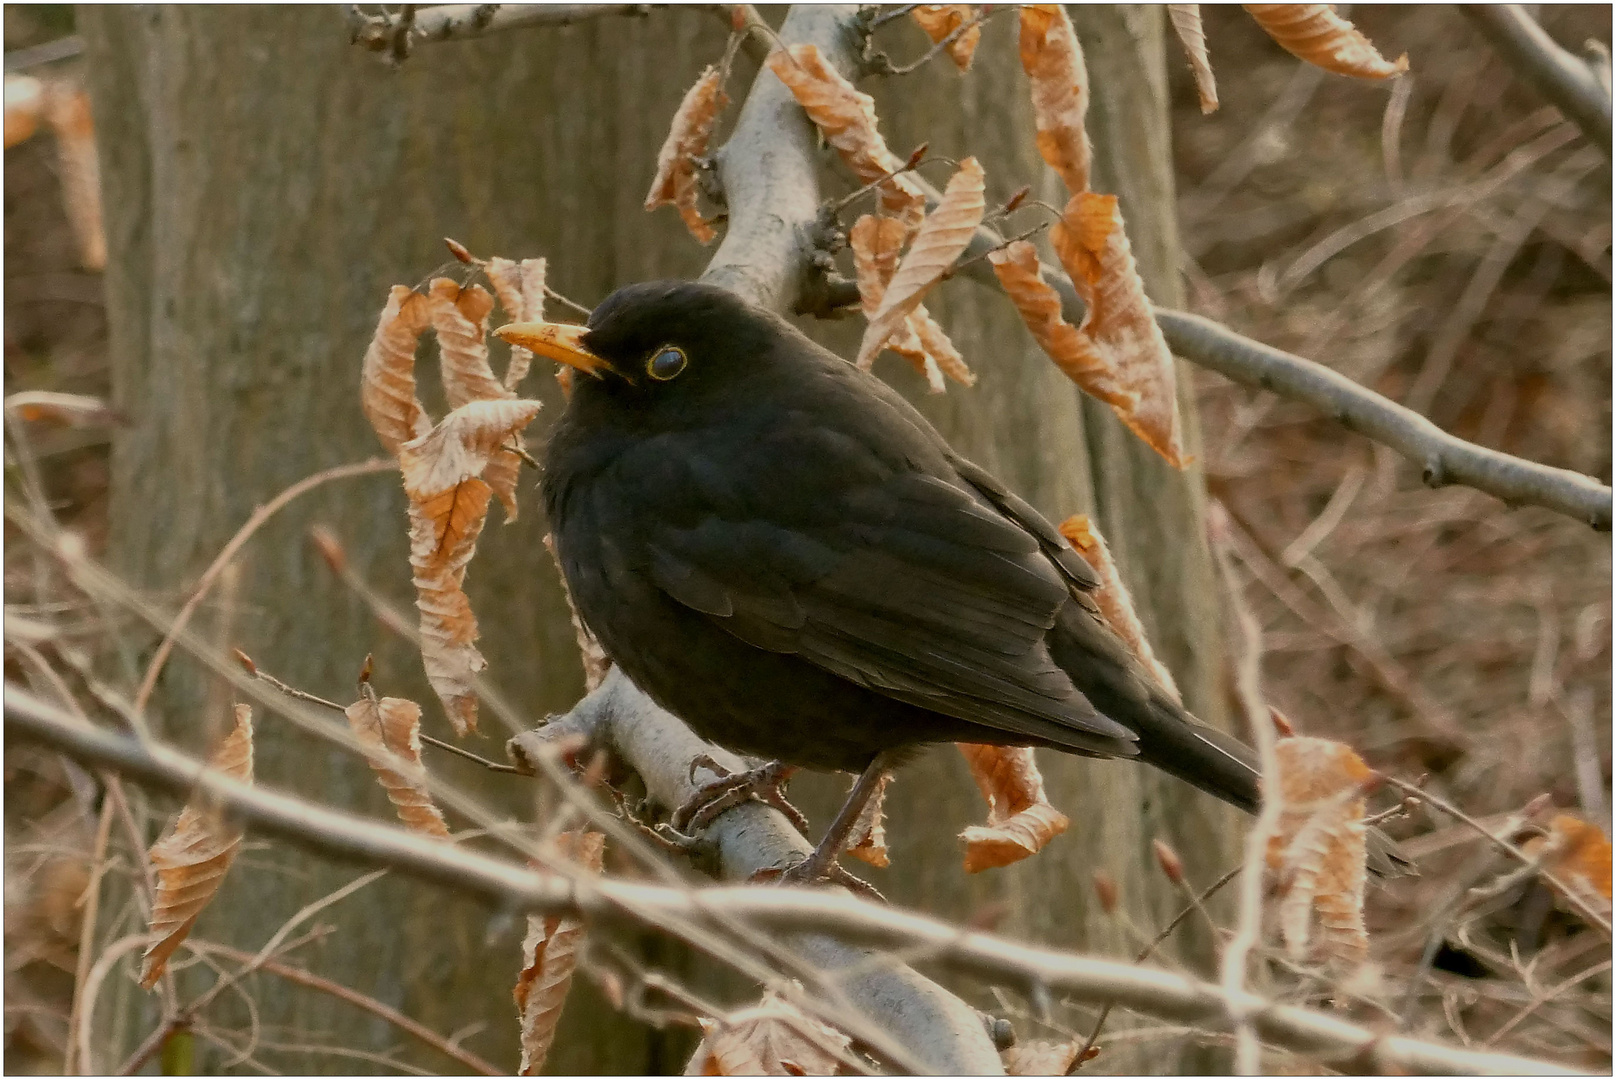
[671,758,808,834]
[754,858,887,903]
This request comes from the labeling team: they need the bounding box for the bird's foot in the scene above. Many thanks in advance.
[754,857,887,904]
[671,755,808,835]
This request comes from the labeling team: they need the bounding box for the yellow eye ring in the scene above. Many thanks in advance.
[647,345,688,381]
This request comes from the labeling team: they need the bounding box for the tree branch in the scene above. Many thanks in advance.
[6,682,1579,1078]
[352,3,655,51]
[931,180,1613,531]
[1461,5,1612,157]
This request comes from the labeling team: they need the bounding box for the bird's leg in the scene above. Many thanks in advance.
[670,755,807,834]
[780,750,900,888]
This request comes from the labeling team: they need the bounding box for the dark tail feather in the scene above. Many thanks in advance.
[1135,692,1416,878]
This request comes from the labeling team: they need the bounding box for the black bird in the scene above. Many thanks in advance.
[499,281,1395,881]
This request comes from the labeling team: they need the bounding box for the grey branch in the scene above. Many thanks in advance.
[929,179,1614,531]
[1461,5,1613,157]
[6,682,1580,1078]
[350,4,654,54]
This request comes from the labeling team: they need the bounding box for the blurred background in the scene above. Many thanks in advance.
[5,4,1610,1074]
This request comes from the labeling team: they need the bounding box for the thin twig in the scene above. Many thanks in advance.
[7,685,1582,1078]
[420,731,524,774]
[1460,5,1612,156]
[132,457,398,716]
[868,10,991,77]
[1381,776,1612,938]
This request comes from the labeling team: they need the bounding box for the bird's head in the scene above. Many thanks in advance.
[495,280,790,411]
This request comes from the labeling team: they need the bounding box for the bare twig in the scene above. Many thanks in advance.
[6,683,1581,1077]
[910,164,1614,529]
[132,457,398,716]
[1461,5,1612,156]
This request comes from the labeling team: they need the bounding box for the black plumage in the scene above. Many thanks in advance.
[523,280,1267,816]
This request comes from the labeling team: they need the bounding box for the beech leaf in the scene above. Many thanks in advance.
[44,85,105,269]
[515,831,606,1075]
[1019,4,1092,195]
[911,5,982,71]
[845,772,892,868]
[1058,515,1181,703]
[1050,192,1187,466]
[988,239,1127,405]
[1266,736,1373,966]
[856,156,984,370]
[344,695,451,838]
[1526,814,1614,912]
[1244,4,1408,80]
[486,256,548,390]
[768,43,928,225]
[360,285,433,456]
[1168,5,1219,113]
[140,705,254,988]
[4,73,42,149]
[646,65,728,244]
[684,993,852,1076]
[956,743,1071,873]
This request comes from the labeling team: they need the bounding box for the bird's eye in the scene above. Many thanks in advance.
[647,346,688,381]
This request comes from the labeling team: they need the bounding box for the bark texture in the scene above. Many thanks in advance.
[83,5,1236,1073]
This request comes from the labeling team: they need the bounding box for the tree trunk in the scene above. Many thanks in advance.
[82,5,1238,1073]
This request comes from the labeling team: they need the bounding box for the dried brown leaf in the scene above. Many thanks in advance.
[956,743,1071,873]
[5,390,121,428]
[1051,192,1187,466]
[1527,814,1614,909]
[856,156,984,369]
[5,73,42,149]
[988,239,1126,404]
[1243,4,1408,80]
[344,696,450,838]
[685,993,852,1076]
[850,214,973,391]
[911,5,981,71]
[768,44,928,225]
[402,400,540,735]
[488,257,547,391]
[1019,4,1092,195]
[515,830,606,1075]
[845,772,891,868]
[1266,736,1372,966]
[1168,5,1219,113]
[1057,515,1181,702]
[1003,1039,1082,1075]
[44,84,104,269]
[646,65,728,244]
[140,705,253,988]
[361,286,434,456]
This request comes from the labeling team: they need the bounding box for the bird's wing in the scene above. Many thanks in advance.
[613,424,1136,755]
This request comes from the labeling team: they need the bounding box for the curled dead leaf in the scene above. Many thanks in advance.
[483,256,548,391]
[44,84,105,269]
[5,73,42,148]
[515,830,606,1075]
[140,705,254,988]
[911,5,982,71]
[1168,5,1219,113]
[428,278,506,409]
[1266,736,1373,966]
[1526,814,1613,912]
[1057,515,1181,702]
[1019,4,1092,195]
[988,239,1125,405]
[685,992,853,1076]
[1243,4,1408,80]
[647,65,728,244]
[360,286,433,456]
[1051,193,1187,466]
[344,695,451,838]
[845,772,892,868]
[1003,1039,1084,1075]
[856,156,984,370]
[956,743,1071,873]
[768,43,928,225]
[850,213,975,392]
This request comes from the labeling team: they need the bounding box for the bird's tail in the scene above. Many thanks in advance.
[1134,690,1415,877]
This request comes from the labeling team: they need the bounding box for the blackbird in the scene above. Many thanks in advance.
[499,281,1401,881]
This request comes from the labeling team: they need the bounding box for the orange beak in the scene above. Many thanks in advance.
[494,321,613,378]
